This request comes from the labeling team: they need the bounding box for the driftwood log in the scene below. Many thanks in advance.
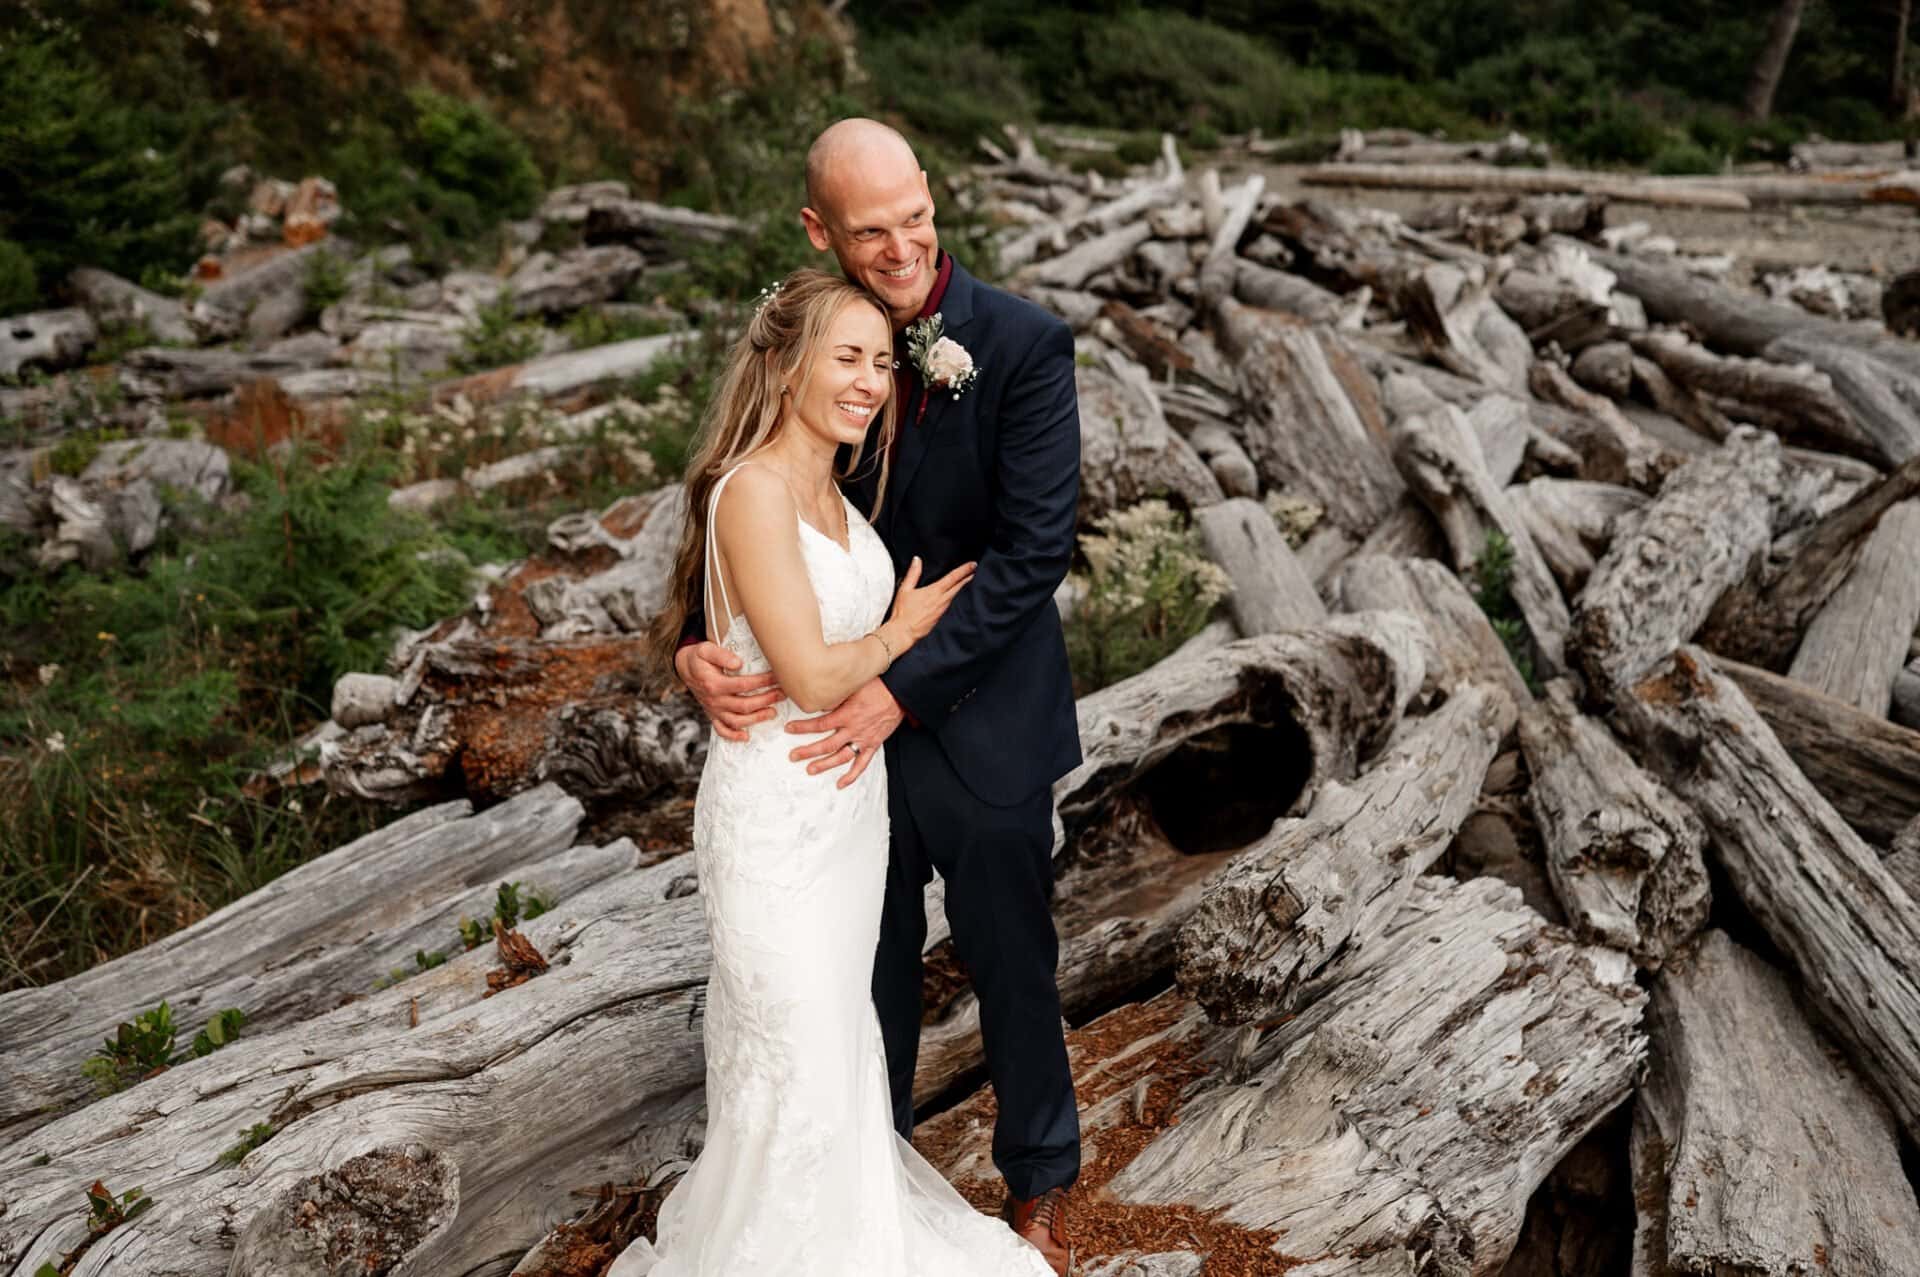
[1392,403,1571,677]
[1717,656,1920,847]
[1125,873,1644,1275]
[0,856,712,1277]
[1631,930,1920,1276]
[1784,499,1920,715]
[1572,429,1785,695]
[1517,680,1708,966]
[1076,356,1224,521]
[1326,553,1531,706]
[0,786,628,1141]
[1192,498,1326,635]
[1615,647,1920,1140]
[1175,682,1516,1025]
[1700,453,1920,669]
[1508,478,1647,596]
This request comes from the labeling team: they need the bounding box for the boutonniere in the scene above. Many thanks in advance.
[904,314,979,423]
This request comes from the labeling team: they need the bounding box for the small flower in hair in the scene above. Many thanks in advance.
[753,278,785,314]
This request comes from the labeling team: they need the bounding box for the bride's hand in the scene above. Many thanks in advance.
[889,555,974,644]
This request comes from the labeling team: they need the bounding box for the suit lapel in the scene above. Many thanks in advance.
[883,260,980,535]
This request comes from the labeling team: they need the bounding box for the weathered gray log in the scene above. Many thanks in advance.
[1614,646,1920,1140]
[1763,331,1920,465]
[1054,616,1431,838]
[1122,873,1644,1274]
[190,240,352,342]
[1194,174,1265,308]
[1717,655,1920,847]
[1630,328,1872,459]
[1632,353,1736,442]
[1216,308,1404,537]
[0,308,97,378]
[12,439,231,573]
[1327,553,1530,706]
[1508,477,1648,596]
[1192,498,1326,635]
[1569,341,1632,397]
[1631,930,1920,1277]
[1399,264,1529,395]
[1586,245,1920,464]
[506,246,647,317]
[433,333,679,406]
[1573,429,1784,696]
[582,198,745,246]
[1518,680,1708,966]
[1493,269,1611,351]
[917,615,1432,1103]
[1700,452,1920,669]
[1184,423,1260,498]
[1393,404,1572,677]
[1176,683,1516,1025]
[120,344,337,398]
[1019,222,1154,290]
[1230,258,1360,328]
[1785,499,1920,715]
[1076,357,1224,521]
[0,785,626,1141]
[1527,358,1679,491]
[0,857,712,1277]
[1303,162,1750,208]
[67,268,198,347]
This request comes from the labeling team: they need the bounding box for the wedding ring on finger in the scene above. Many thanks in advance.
[846,742,862,758]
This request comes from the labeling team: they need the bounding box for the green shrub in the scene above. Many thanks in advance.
[1063,500,1231,695]
[451,292,545,374]
[1649,140,1719,176]
[1067,10,1303,133]
[561,306,674,350]
[329,88,543,270]
[861,34,1035,150]
[1468,528,1540,692]
[0,239,37,314]
[1569,98,1665,167]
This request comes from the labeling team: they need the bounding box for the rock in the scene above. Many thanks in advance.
[82,439,230,505]
[0,308,97,378]
[539,180,632,224]
[331,672,400,728]
[37,474,162,571]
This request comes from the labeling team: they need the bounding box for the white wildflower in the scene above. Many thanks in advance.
[37,663,59,686]
[46,731,67,754]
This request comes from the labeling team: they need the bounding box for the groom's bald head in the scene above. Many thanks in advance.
[801,118,940,326]
[805,118,920,219]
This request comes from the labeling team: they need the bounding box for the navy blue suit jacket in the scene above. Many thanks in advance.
[853,257,1083,807]
[682,257,1083,807]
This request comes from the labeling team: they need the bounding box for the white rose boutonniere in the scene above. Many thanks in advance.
[904,314,979,423]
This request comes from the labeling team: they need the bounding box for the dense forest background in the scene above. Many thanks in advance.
[4,0,1916,315]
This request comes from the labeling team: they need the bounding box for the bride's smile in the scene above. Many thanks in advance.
[786,301,893,453]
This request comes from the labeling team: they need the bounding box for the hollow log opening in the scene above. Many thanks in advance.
[1135,717,1313,855]
[1498,1105,1634,1277]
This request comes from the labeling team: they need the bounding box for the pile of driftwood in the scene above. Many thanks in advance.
[6,128,1920,1277]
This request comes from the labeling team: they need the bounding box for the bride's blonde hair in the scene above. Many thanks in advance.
[648,268,897,673]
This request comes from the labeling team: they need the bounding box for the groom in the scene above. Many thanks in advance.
[675,118,1082,1272]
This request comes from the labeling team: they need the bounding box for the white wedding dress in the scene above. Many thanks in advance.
[610,464,1053,1277]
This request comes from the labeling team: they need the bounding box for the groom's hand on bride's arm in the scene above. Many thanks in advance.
[786,678,904,788]
[675,639,785,743]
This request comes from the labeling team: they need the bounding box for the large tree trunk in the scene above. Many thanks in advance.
[1614,647,1920,1141]
[0,786,620,1142]
[0,858,713,1277]
[1631,930,1920,1277]
[1176,683,1517,1026]
[1896,0,1915,116]
[1124,874,1644,1275]
[1744,0,1809,121]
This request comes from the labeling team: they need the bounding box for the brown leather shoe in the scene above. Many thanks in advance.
[1002,1186,1072,1275]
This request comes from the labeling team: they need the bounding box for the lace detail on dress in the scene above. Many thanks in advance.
[610,469,1054,1277]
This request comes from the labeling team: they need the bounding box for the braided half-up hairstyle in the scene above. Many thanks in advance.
[647,268,898,675]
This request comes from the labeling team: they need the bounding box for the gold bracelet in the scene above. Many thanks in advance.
[870,628,895,668]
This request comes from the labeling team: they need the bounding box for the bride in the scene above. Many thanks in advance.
[619,269,1057,1276]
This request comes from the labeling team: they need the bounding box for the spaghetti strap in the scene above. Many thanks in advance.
[704,463,750,639]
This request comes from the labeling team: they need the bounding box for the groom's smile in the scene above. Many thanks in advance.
[800,118,941,328]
